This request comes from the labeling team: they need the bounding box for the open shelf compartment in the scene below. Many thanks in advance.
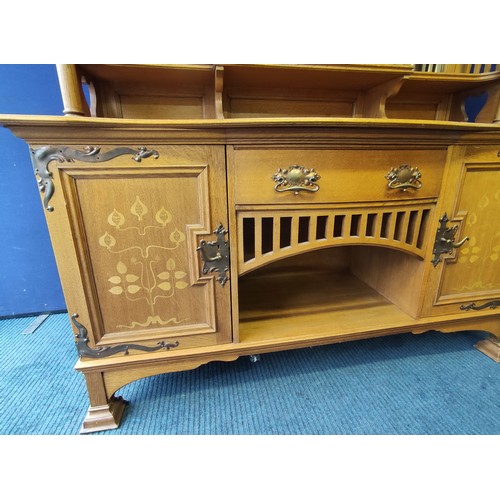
[57,64,500,123]
[238,264,417,345]
[237,246,428,346]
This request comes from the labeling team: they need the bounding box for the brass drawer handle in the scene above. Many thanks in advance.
[385,164,422,191]
[272,165,320,195]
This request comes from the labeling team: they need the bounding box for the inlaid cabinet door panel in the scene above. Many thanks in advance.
[426,146,500,316]
[47,145,231,351]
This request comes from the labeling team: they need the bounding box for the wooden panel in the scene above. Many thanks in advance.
[232,147,446,205]
[385,101,440,120]
[351,245,428,319]
[120,95,205,119]
[228,97,354,118]
[69,168,210,334]
[386,91,451,120]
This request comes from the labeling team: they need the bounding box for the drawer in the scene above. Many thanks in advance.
[231,147,447,205]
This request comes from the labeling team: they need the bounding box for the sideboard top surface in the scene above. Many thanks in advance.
[1,114,499,146]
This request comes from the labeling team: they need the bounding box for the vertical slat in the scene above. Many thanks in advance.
[325,214,335,241]
[407,210,423,246]
[290,215,299,247]
[386,212,397,240]
[373,213,383,238]
[237,214,245,267]
[359,213,368,237]
[395,211,408,241]
[417,209,431,249]
[309,215,318,242]
[273,216,281,252]
[214,65,224,119]
[254,216,262,258]
[344,213,352,239]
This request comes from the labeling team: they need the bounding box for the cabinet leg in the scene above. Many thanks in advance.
[80,396,128,434]
[475,335,500,363]
[80,371,128,434]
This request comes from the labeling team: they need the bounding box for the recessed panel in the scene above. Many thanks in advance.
[68,167,214,338]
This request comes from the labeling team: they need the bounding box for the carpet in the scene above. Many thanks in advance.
[0,313,498,435]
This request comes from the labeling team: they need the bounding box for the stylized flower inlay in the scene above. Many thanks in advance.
[107,209,125,229]
[131,196,148,221]
[99,232,116,249]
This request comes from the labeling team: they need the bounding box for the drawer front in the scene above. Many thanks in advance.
[231,147,447,205]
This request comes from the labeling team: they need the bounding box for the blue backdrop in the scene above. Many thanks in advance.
[0,64,66,317]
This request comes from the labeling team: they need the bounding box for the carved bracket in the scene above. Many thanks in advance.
[272,165,320,195]
[431,213,469,267]
[197,223,230,287]
[71,314,179,359]
[31,146,159,211]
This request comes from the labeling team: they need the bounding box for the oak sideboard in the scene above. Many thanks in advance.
[2,64,499,433]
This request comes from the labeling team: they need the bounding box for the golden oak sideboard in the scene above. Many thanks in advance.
[1,64,499,433]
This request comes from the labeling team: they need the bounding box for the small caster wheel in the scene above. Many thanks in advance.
[248,354,261,363]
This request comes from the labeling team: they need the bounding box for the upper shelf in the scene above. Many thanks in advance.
[57,64,500,124]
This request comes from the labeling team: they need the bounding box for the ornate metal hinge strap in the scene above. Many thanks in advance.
[71,314,178,359]
[31,146,159,211]
[431,213,469,267]
[272,165,320,195]
[197,223,230,287]
[385,164,422,191]
[460,301,500,311]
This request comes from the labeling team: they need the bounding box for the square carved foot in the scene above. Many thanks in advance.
[475,336,500,363]
[80,396,129,434]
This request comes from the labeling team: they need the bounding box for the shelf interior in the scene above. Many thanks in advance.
[237,251,417,345]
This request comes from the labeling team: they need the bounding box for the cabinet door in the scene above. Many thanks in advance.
[426,146,500,316]
[38,145,231,353]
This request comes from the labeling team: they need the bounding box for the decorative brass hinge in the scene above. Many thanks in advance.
[431,213,469,267]
[272,165,321,195]
[460,301,500,311]
[197,223,230,287]
[71,314,178,359]
[31,146,159,211]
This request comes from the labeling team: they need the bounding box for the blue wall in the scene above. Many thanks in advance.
[0,65,66,317]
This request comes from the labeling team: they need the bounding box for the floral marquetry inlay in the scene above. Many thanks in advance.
[98,196,190,330]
